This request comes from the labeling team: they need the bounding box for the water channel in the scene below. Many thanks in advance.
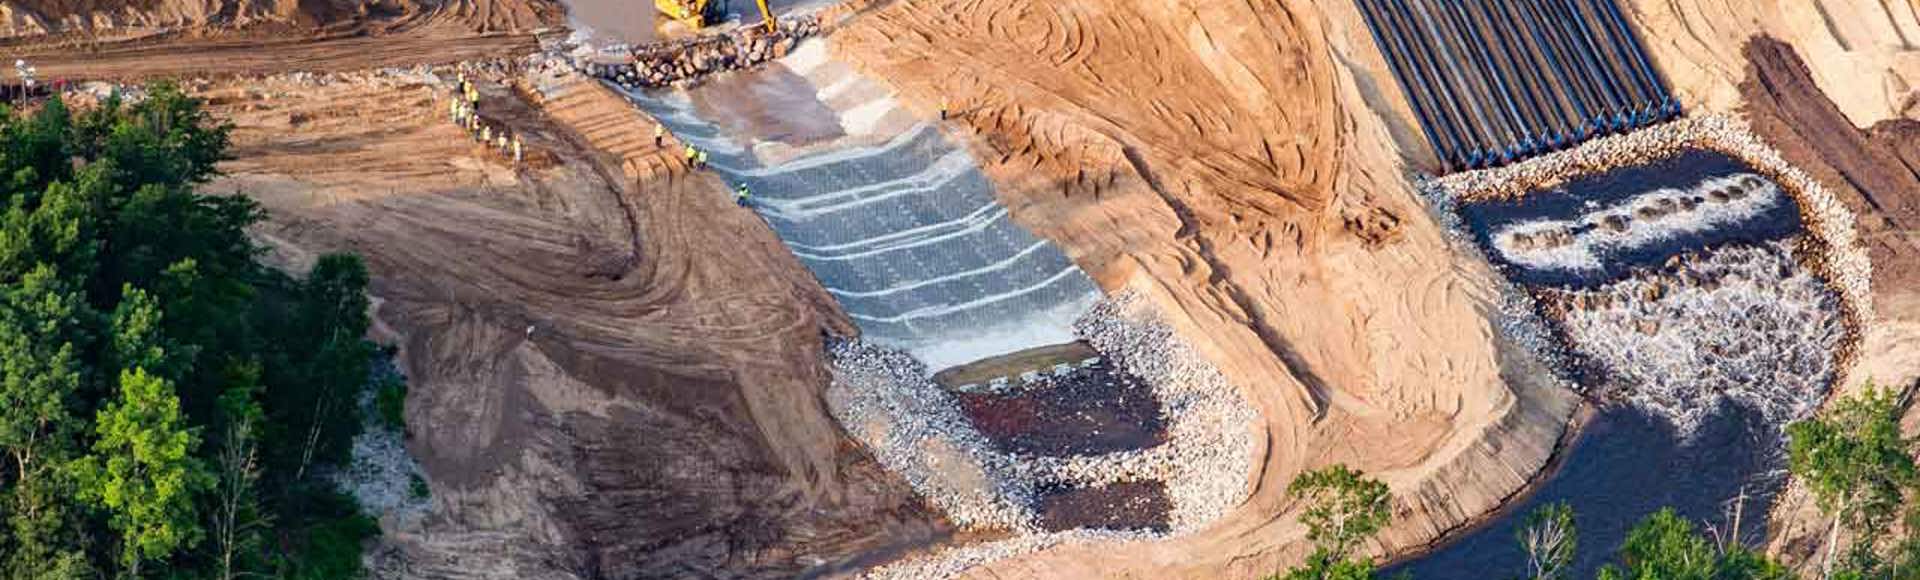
[1397,150,1843,576]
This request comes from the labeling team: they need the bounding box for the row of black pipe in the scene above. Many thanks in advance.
[1356,0,1681,172]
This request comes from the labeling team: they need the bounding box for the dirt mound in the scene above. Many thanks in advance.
[829,0,1578,575]
[204,71,941,578]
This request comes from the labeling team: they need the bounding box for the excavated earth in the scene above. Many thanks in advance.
[201,73,946,578]
[28,0,1920,577]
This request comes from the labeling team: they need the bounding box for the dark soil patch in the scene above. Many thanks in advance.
[952,359,1164,457]
[1035,481,1172,533]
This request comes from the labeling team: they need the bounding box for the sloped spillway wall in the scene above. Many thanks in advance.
[1355,0,1681,171]
[623,89,1102,370]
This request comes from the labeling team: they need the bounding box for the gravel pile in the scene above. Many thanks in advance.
[584,18,823,89]
[826,340,1039,530]
[1072,290,1258,531]
[833,290,1259,578]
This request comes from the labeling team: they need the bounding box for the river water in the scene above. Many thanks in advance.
[1393,149,1841,577]
[1387,405,1782,578]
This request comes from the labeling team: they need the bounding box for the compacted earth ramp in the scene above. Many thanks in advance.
[620,42,1102,371]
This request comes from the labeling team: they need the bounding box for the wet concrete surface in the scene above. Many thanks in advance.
[1035,481,1172,533]
[952,359,1164,457]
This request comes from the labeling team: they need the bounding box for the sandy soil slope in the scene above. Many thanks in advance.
[1627,0,1920,129]
[200,72,942,578]
[2,0,559,82]
[0,0,557,42]
[828,0,1579,575]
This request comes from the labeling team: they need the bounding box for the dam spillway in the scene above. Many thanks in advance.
[1355,0,1680,171]
[1393,131,1855,577]
[616,53,1102,371]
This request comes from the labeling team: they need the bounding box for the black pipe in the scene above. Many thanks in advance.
[1396,0,1496,163]
[1592,0,1679,118]
[1388,0,1488,165]
[1369,0,1468,168]
[1521,0,1613,133]
[1467,0,1559,151]
[1355,0,1454,169]
[1437,0,1529,160]
[1552,0,1635,129]
[1502,0,1592,141]
[1572,0,1653,111]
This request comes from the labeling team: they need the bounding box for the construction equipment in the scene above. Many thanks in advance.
[654,0,779,33]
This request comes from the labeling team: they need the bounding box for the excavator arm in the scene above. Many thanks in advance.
[653,0,777,33]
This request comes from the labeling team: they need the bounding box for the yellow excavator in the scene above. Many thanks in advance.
[655,0,779,33]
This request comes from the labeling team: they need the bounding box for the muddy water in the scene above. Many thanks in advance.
[1387,406,1781,579]
[690,64,844,146]
[560,0,656,43]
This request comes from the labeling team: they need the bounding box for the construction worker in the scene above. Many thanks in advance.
[449,99,460,124]
[684,144,698,164]
[940,97,949,120]
[481,124,492,145]
[696,150,709,169]
[735,183,751,207]
[496,133,508,153]
[512,135,524,164]
[654,123,665,147]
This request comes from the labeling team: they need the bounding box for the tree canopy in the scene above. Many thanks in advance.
[0,86,385,577]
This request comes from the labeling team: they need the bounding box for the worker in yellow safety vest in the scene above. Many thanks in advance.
[696,150,709,169]
[684,144,697,164]
[513,136,523,164]
[654,124,665,147]
[735,183,750,206]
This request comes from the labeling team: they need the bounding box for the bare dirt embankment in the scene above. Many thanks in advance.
[4,0,560,80]
[827,0,1578,575]
[200,71,942,578]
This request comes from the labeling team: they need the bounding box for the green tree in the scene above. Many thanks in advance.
[1596,508,1791,580]
[1517,502,1576,580]
[1788,385,1919,576]
[0,265,94,576]
[208,361,269,580]
[1273,464,1393,580]
[75,368,213,577]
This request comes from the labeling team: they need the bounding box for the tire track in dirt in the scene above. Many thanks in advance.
[205,72,940,578]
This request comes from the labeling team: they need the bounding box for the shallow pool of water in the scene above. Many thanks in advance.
[1386,405,1783,579]
[1458,150,1802,288]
